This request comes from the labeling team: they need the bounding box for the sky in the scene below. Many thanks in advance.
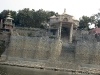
[0,0,100,20]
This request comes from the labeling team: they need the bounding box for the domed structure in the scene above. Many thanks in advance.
[49,9,79,43]
[4,12,14,30]
[72,16,78,20]
[50,15,57,18]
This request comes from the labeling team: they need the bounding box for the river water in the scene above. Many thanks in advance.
[0,65,97,75]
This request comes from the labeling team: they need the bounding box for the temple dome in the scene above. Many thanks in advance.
[72,16,78,20]
[6,12,14,20]
[50,15,57,18]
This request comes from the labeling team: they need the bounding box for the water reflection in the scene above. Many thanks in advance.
[0,65,97,75]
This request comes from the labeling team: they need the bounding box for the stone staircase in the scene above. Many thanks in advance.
[58,43,75,63]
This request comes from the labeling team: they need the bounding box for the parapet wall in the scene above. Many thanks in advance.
[7,36,62,60]
[15,27,56,37]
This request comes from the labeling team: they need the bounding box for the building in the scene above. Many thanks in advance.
[4,12,14,30]
[49,9,79,43]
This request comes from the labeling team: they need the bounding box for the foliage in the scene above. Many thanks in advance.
[94,12,100,27]
[27,32,33,37]
[79,16,90,29]
[79,10,100,29]
[49,36,57,39]
[97,20,100,27]
[40,25,45,29]
[0,8,58,28]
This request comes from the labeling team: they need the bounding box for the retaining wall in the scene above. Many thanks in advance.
[75,31,100,65]
[7,36,62,60]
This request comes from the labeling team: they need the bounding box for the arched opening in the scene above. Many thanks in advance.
[61,27,70,44]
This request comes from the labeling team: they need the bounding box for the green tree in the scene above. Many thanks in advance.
[94,12,100,27]
[17,8,34,27]
[0,10,9,19]
[0,8,58,28]
[79,16,90,29]
[34,9,47,27]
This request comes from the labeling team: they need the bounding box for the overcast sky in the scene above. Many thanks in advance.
[0,0,100,20]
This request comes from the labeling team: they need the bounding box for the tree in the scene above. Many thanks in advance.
[79,16,90,29]
[94,12,100,27]
[16,8,34,27]
[0,10,9,19]
[34,9,47,27]
[0,8,58,28]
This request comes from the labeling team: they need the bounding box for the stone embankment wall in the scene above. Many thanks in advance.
[7,36,62,60]
[0,30,11,57]
[0,31,10,42]
[75,30,100,65]
[2,29,100,74]
[15,27,55,37]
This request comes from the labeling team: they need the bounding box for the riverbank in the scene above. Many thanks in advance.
[0,60,100,75]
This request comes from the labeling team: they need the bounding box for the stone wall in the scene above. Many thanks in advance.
[75,30,100,65]
[0,29,11,60]
[15,27,55,37]
[7,36,62,60]
[2,28,100,68]
[75,41,100,65]
[0,31,10,41]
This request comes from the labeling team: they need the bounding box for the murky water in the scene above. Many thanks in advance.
[0,65,97,75]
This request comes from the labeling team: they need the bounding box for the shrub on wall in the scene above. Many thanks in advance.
[49,36,57,39]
